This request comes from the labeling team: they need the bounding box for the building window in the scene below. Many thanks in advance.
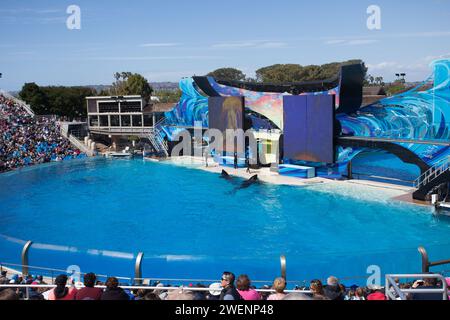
[99,115,109,127]
[110,115,120,127]
[88,100,97,113]
[98,102,119,113]
[132,115,142,127]
[89,116,99,127]
[121,115,131,127]
[143,114,153,127]
[120,101,142,113]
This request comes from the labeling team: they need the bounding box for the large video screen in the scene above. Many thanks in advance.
[208,96,245,153]
[283,95,335,163]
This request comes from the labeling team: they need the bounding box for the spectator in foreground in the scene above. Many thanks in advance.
[0,288,19,300]
[219,272,242,301]
[28,282,44,300]
[236,274,261,300]
[366,285,386,300]
[267,277,287,300]
[309,279,329,300]
[75,273,103,300]
[47,274,77,300]
[354,287,366,300]
[324,276,345,300]
[412,277,444,301]
[101,277,129,300]
[0,270,7,281]
[447,278,450,300]
[282,292,312,300]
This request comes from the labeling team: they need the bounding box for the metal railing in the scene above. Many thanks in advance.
[0,90,35,117]
[154,117,167,128]
[0,283,312,300]
[385,273,448,300]
[1,241,291,287]
[59,125,95,157]
[148,128,169,157]
[413,156,450,189]
[89,127,154,136]
[418,246,450,273]
[68,134,96,157]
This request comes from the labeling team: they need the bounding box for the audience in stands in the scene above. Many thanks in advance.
[323,276,345,300]
[47,274,77,300]
[75,273,103,300]
[100,277,129,300]
[411,277,444,301]
[366,285,387,300]
[219,272,242,301]
[309,279,329,300]
[236,274,261,300]
[267,277,287,300]
[0,269,448,301]
[0,94,84,173]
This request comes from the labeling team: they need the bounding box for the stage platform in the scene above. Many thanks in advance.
[278,164,316,179]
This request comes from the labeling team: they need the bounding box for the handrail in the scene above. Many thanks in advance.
[154,117,166,128]
[0,90,35,117]
[418,246,450,273]
[385,273,448,300]
[0,284,312,299]
[413,156,450,189]
[68,134,96,157]
[0,262,130,281]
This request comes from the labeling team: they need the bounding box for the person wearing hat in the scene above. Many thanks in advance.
[366,285,386,300]
[219,272,242,301]
[206,282,222,300]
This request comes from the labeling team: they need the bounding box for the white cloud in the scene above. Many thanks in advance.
[83,55,226,61]
[139,43,180,47]
[259,42,288,48]
[424,53,450,63]
[211,40,287,49]
[325,39,378,46]
[324,40,346,45]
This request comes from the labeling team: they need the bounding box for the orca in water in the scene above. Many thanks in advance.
[238,174,258,189]
[220,169,233,180]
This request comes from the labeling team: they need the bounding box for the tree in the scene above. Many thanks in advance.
[19,83,96,117]
[255,64,305,83]
[19,83,49,114]
[154,89,182,103]
[110,72,153,101]
[207,68,246,81]
[255,59,368,83]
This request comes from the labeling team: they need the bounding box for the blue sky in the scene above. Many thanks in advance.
[1,0,450,90]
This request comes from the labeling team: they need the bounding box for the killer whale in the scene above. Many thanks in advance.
[220,169,233,180]
[238,174,258,189]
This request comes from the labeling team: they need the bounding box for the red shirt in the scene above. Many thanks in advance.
[75,287,103,300]
[367,292,386,300]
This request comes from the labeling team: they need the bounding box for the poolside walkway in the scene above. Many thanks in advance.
[166,156,420,205]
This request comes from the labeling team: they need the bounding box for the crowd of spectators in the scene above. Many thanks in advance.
[0,94,84,173]
[0,269,449,301]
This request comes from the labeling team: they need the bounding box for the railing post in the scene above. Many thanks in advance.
[280,255,286,281]
[418,246,429,273]
[134,252,144,285]
[21,241,33,276]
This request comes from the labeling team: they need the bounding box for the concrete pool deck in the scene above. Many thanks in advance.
[165,156,425,206]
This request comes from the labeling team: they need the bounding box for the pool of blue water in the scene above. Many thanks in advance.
[0,157,449,286]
